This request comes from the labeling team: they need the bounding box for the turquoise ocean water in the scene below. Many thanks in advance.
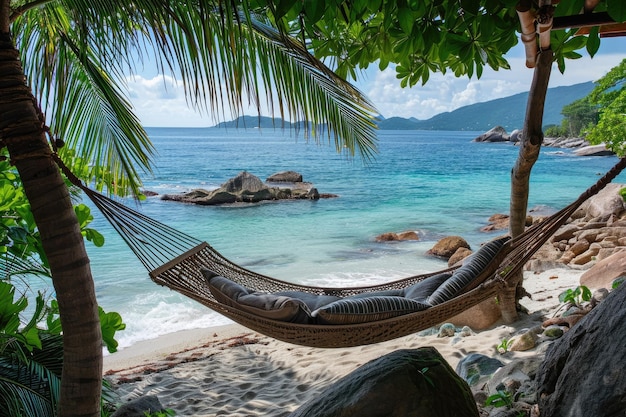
[79,127,623,350]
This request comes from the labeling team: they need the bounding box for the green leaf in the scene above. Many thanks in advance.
[46,300,63,335]
[22,326,43,351]
[0,281,29,334]
[303,0,325,24]
[562,35,587,53]
[7,226,28,245]
[274,0,298,20]
[398,8,416,35]
[580,285,592,302]
[586,26,600,57]
[74,204,93,229]
[607,0,626,21]
[554,0,585,17]
[84,229,105,247]
[99,307,126,353]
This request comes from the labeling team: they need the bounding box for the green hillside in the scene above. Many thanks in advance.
[213,81,595,132]
[214,115,298,129]
[377,81,595,131]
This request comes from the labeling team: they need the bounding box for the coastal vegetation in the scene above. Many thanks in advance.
[1,1,625,417]
[545,58,625,144]
[1,153,126,415]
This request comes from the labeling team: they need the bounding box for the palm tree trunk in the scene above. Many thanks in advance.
[501,49,554,323]
[0,31,102,417]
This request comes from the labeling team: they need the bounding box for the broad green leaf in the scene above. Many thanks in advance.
[586,26,600,57]
[562,35,587,53]
[0,281,28,334]
[274,0,298,20]
[22,326,43,351]
[84,229,105,247]
[554,0,585,17]
[398,8,416,35]
[608,0,626,21]
[99,307,126,353]
[74,203,94,229]
[303,0,325,24]
[46,300,63,335]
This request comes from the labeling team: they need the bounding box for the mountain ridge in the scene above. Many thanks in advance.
[213,81,594,132]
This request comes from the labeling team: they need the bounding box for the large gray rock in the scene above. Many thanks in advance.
[222,171,266,192]
[289,347,479,417]
[579,249,626,290]
[161,171,329,205]
[111,395,165,417]
[266,170,304,182]
[535,283,626,417]
[427,236,471,259]
[573,143,615,157]
[473,126,509,142]
[509,129,522,143]
[579,183,626,220]
[456,353,504,387]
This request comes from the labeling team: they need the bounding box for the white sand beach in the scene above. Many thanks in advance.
[103,268,583,416]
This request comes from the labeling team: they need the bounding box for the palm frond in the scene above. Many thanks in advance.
[13,3,154,197]
[13,0,378,197]
[0,361,56,417]
[1,254,50,280]
[245,14,378,159]
[0,333,64,417]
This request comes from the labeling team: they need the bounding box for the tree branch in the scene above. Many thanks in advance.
[9,0,51,22]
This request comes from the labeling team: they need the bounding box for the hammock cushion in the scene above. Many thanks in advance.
[347,289,405,299]
[203,271,313,323]
[275,291,342,310]
[428,236,510,305]
[312,296,431,325]
[403,272,453,301]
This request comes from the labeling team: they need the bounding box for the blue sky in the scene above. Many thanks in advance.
[126,37,624,128]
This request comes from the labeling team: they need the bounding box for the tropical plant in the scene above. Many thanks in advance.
[559,285,593,307]
[586,58,626,156]
[496,337,515,354]
[0,280,120,417]
[560,96,599,137]
[485,390,526,417]
[1,126,123,414]
[1,1,624,416]
[485,390,515,409]
[143,409,176,417]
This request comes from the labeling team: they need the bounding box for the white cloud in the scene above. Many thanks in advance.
[360,44,624,120]
[125,74,216,127]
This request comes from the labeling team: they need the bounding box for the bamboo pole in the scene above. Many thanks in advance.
[537,2,554,51]
[517,4,537,68]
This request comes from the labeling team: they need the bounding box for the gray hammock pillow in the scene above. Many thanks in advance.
[428,236,510,305]
[312,296,431,325]
[403,272,453,301]
[201,269,313,324]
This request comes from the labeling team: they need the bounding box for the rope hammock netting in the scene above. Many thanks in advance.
[53,154,626,348]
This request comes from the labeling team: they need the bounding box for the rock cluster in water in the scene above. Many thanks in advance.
[473,126,615,156]
[160,171,337,205]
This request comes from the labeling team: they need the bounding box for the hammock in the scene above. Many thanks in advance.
[55,155,626,348]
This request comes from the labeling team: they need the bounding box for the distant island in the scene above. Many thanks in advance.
[211,81,594,132]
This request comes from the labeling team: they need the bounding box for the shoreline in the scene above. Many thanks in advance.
[103,267,584,416]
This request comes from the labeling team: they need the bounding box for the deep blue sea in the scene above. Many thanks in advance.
[81,127,624,349]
